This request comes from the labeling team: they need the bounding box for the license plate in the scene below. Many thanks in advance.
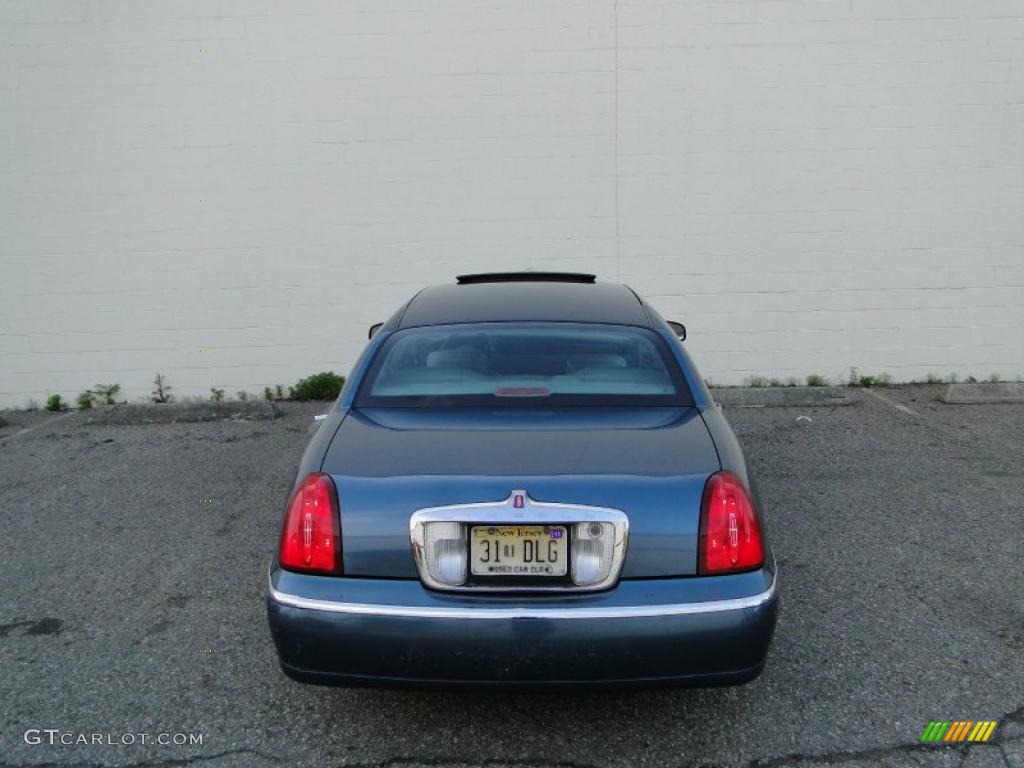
[470,525,568,577]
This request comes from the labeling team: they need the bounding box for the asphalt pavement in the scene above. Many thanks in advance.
[0,387,1022,768]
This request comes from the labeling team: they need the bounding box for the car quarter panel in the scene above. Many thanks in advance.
[699,403,754,487]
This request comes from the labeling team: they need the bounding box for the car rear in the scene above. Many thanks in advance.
[266,282,777,688]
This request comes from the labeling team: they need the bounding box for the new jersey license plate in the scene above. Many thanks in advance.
[470,525,568,577]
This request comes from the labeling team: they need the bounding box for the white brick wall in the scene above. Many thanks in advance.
[1,0,1022,406]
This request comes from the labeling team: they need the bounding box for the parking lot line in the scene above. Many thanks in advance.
[4,410,79,441]
[864,388,921,417]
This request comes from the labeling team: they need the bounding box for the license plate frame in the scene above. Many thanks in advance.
[469,524,569,578]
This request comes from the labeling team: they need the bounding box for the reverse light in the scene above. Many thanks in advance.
[571,521,615,587]
[278,473,342,574]
[421,522,467,587]
[698,471,765,574]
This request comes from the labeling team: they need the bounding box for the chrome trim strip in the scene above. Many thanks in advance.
[267,573,777,620]
[409,490,629,593]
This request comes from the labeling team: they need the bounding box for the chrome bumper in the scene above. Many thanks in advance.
[266,565,779,689]
[267,571,777,620]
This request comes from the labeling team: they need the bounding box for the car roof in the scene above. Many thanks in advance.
[397,278,652,329]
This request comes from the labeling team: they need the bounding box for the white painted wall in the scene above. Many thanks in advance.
[2,0,1022,407]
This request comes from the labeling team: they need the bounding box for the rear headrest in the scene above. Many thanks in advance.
[572,354,627,369]
[425,347,486,369]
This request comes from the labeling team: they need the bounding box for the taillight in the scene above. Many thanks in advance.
[278,473,342,574]
[698,471,765,574]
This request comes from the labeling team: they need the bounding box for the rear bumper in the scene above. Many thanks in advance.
[266,564,778,690]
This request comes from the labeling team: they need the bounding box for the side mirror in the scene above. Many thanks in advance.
[667,321,686,341]
[368,322,383,339]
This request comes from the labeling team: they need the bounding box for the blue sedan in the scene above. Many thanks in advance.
[266,272,778,689]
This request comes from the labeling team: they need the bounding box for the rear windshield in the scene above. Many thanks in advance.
[355,323,692,407]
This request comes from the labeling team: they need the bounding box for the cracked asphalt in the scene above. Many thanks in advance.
[1,386,1022,768]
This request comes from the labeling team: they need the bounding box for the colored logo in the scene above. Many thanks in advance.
[920,721,997,743]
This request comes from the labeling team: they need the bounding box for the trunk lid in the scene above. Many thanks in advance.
[323,407,719,578]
